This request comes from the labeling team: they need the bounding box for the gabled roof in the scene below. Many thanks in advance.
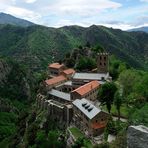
[72,80,100,96]
[62,68,75,75]
[48,63,64,69]
[72,98,101,120]
[48,89,71,101]
[45,75,66,85]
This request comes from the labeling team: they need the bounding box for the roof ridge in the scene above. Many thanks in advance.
[72,80,99,92]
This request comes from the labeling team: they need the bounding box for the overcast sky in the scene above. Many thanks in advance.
[0,0,148,30]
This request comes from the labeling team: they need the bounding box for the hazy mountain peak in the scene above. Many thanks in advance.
[0,12,35,27]
[128,26,148,33]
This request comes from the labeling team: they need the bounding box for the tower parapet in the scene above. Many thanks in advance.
[97,52,109,73]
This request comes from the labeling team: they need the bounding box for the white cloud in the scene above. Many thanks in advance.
[45,0,122,16]
[100,23,133,30]
[5,6,41,22]
[0,0,14,5]
[24,0,37,4]
[54,19,92,28]
[140,0,148,2]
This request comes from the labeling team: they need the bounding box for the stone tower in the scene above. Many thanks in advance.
[97,52,109,73]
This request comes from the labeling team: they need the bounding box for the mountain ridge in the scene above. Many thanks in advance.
[0,12,35,27]
[0,23,147,71]
[128,26,148,33]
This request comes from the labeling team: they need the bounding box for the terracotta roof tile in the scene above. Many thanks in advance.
[91,122,106,129]
[45,75,66,85]
[48,63,64,69]
[72,80,100,96]
[62,68,75,75]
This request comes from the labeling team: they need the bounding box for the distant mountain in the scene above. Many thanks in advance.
[128,26,148,33]
[0,12,35,27]
[0,24,148,71]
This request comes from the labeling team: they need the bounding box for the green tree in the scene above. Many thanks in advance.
[65,58,75,68]
[26,123,38,146]
[133,74,148,101]
[65,52,71,58]
[94,142,110,148]
[114,91,122,120]
[98,82,117,113]
[48,131,65,148]
[35,130,49,148]
[78,45,83,49]
[105,117,117,135]
[129,103,148,126]
[76,57,96,71]
[85,41,91,48]
[118,70,140,97]
[109,55,128,80]
[72,137,84,148]
[126,92,145,108]
[93,44,105,53]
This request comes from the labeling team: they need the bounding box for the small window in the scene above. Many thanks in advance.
[101,77,105,81]
[104,57,106,60]
[100,56,102,60]
[104,63,106,66]
[101,118,104,121]
[100,62,102,65]
[96,120,97,123]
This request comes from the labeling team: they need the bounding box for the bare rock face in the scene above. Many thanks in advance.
[127,125,148,148]
[0,59,11,84]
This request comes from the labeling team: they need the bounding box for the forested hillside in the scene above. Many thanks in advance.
[0,24,148,71]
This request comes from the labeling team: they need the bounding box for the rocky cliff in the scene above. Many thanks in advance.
[127,125,148,148]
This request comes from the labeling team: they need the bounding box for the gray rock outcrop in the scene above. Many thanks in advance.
[127,125,148,148]
[0,59,11,84]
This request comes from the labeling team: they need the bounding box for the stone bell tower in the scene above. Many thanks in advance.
[97,52,109,73]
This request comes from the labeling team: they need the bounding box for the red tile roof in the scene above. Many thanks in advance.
[45,75,66,85]
[48,63,64,69]
[91,122,106,129]
[62,68,75,75]
[72,80,100,96]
